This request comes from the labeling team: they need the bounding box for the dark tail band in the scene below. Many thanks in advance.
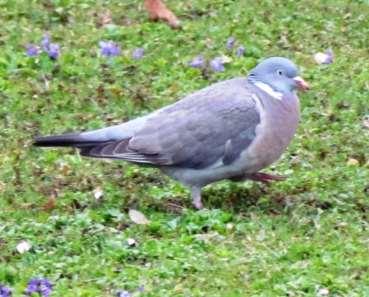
[33,133,102,148]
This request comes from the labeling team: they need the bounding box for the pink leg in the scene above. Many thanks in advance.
[191,187,203,209]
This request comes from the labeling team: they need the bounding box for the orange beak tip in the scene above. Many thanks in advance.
[294,76,310,91]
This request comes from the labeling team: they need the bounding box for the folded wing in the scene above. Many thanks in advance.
[80,78,261,169]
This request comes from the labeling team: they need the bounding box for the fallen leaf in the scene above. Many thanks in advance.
[58,162,71,176]
[226,223,234,230]
[129,209,150,225]
[194,232,224,243]
[127,238,137,246]
[42,195,56,211]
[347,158,359,166]
[220,55,232,64]
[16,240,32,254]
[314,48,334,64]
[97,9,112,27]
[317,288,329,296]
[93,187,103,201]
[144,0,181,28]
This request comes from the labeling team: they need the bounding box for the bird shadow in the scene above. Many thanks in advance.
[201,182,283,214]
[148,181,292,215]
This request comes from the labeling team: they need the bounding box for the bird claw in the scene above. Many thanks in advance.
[191,187,203,209]
[248,172,287,184]
[193,200,203,210]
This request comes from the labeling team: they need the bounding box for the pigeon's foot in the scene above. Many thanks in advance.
[191,187,203,209]
[144,0,181,28]
[248,172,287,184]
[193,200,203,210]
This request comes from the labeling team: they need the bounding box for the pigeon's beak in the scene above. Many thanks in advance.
[293,76,310,91]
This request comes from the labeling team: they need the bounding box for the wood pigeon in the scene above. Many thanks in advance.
[34,57,309,209]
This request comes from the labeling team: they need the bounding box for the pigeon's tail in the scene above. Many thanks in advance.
[34,117,148,149]
[33,133,105,148]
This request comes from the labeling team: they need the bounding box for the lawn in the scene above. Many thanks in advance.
[0,0,369,296]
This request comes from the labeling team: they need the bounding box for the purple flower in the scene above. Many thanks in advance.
[25,278,53,297]
[132,48,145,60]
[26,44,40,57]
[188,55,205,68]
[99,41,121,57]
[226,37,236,50]
[236,46,245,57]
[210,57,225,72]
[0,285,12,297]
[324,48,334,63]
[116,291,131,297]
[137,285,144,292]
[41,35,51,52]
[45,43,60,60]
[40,34,60,60]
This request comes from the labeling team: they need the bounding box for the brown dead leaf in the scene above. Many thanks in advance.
[144,0,181,28]
[58,162,71,176]
[96,9,112,27]
[42,190,58,211]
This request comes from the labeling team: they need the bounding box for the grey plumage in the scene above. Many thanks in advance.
[34,57,309,209]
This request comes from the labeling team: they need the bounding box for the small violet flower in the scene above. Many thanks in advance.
[41,35,51,52]
[137,285,144,292]
[25,44,40,57]
[226,37,236,50]
[210,57,225,72]
[236,46,245,57]
[25,278,53,297]
[35,34,60,60]
[132,48,145,60]
[116,291,131,297]
[188,55,205,69]
[0,285,12,297]
[45,43,60,60]
[99,41,121,57]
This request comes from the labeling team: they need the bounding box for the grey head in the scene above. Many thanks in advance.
[248,57,309,94]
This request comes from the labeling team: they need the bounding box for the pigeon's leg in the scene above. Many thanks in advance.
[248,172,287,184]
[191,186,203,209]
[229,172,287,184]
[144,0,181,28]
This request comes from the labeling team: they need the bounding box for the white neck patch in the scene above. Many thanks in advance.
[254,81,283,100]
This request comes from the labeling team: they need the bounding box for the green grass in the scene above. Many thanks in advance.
[1,0,369,296]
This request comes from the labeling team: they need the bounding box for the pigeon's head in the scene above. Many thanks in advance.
[248,57,309,94]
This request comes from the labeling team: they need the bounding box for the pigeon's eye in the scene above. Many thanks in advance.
[277,69,284,76]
